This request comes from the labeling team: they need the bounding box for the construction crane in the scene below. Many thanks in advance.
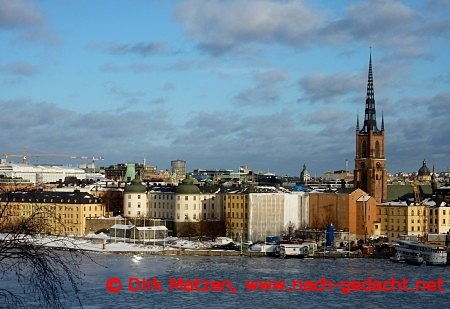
[411,182,421,205]
[2,148,103,165]
[80,156,105,172]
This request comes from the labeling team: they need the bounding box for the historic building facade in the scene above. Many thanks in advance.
[309,188,377,241]
[0,190,105,236]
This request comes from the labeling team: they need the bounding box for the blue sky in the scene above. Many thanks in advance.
[1,0,450,177]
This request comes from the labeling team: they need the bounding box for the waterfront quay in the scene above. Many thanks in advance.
[107,248,375,259]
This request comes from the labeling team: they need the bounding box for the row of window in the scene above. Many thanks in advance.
[381,209,450,216]
[231,222,247,228]
[126,211,217,221]
[130,194,216,201]
[384,218,447,225]
[226,203,247,209]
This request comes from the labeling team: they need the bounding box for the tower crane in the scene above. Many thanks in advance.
[2,148,103,165]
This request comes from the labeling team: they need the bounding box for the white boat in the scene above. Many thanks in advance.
[394,240,447,265]
[275,242,317,258]
[277,243,310,258]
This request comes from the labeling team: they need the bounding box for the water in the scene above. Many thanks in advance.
[2,253,450,308]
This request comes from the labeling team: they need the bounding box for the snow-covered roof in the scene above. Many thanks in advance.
[357,195,371,202]
[133,226,168,231]
[110,224,134,230]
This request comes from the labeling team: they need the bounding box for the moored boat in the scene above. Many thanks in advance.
[393,239,447,265]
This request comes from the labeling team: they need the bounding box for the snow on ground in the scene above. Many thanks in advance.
[0,233,223,253]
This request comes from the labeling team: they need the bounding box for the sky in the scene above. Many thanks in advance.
[1,0,450,177]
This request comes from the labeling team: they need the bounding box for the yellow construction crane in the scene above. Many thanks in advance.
[411,182,421,205]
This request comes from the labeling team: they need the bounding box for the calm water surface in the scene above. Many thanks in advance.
[3,253,450,308]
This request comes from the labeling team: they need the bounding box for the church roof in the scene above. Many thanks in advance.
[418,160,431,176]
[300,163,310,177]
[387,184,432,202]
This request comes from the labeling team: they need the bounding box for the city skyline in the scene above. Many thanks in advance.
[1,1,450,176]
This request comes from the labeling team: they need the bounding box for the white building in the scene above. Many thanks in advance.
[123,179,148,217]
[247,190,309,242]
[0,163,85,184]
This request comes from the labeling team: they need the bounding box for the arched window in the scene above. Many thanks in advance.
[375,141,380,158]
[362,141,367,158]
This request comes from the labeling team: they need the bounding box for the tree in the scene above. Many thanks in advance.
[0,188,85,308]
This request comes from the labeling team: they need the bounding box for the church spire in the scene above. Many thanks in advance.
[361,49,379,133]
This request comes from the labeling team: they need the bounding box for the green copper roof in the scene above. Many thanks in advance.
[176,176,201,194]
[124,178,146,193]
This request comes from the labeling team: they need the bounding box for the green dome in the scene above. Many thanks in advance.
[176,176,201,194]
[124,178,146,193]
[300,163,310,178]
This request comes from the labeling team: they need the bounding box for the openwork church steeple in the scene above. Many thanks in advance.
[354,51,387,203]
[361,51,381,133]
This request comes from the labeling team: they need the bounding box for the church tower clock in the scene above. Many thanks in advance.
[354,52,387,203]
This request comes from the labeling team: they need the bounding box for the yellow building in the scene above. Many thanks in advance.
[224,192,248,241]
[428,203,450,234]
[0,189,105,236]
[377,201,429,242]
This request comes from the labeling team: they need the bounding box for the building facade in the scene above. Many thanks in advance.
[0,190,105,236]
[309,188,377,241]
[223,187,309,243]
[123,178,148,217]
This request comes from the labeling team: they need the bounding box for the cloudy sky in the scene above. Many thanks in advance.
[1,0,449,177]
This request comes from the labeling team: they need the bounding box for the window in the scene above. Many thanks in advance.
[375,141,380,158]
[138,195,141,199]
[362,141,367,157]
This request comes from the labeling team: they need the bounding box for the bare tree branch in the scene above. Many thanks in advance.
[0,188,88,308]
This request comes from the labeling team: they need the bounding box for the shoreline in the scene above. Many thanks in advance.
[0,233,402,260]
